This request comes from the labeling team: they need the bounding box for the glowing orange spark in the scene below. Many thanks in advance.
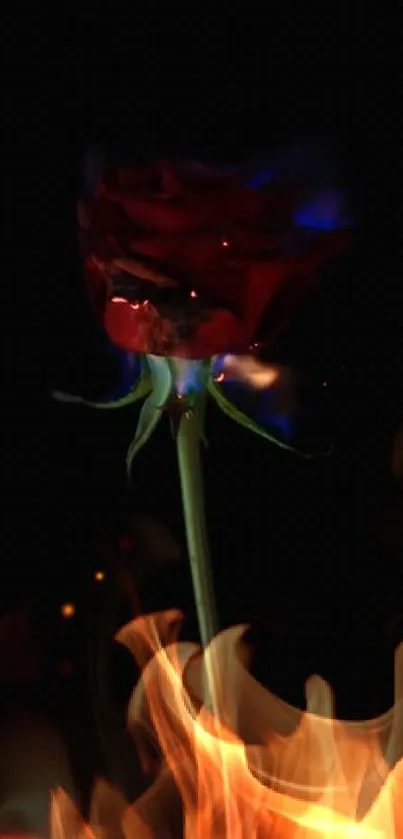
[61,603,75,619]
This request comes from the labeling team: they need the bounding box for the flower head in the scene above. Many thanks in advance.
[78,159,350,359]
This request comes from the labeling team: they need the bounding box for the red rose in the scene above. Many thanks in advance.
[78,160,350,359]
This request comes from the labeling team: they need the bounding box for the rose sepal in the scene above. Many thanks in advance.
[207,364,305,457]
[126,355,173,479]
[52,358,151,410]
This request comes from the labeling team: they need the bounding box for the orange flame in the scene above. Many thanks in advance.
[50,611,402,838]
[222,354,280,389]
[51,779,127,839]
[117,611,403,838]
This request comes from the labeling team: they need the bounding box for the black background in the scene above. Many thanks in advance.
[1,1,402,807]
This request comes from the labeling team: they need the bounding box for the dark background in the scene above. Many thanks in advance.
[1,1,402,816]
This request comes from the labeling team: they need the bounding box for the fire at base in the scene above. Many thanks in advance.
[46,609,403,838]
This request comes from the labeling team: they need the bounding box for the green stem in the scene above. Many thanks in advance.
[176,405,219,647]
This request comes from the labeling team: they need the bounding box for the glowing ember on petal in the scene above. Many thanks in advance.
[110,298,150,311]
[223,354,280,389]
[190,289,198,298]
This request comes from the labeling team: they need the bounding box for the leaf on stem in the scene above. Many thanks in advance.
[207,376,304,456]
[126,355,173,480]
[52,361,152,410]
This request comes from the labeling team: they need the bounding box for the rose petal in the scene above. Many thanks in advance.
[240,230,351,342]
[112,161,183,199]
[128,230,285,266]
[102,176,262,234]
[80,159,352,357]
[112,258,178,288]
[104,298,244,359]
[175,309,245,359]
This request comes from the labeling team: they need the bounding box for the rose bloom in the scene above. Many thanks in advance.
[78,160,350,359]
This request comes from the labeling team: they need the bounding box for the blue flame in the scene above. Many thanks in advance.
[100,352,141,401]
[247,165,277,189]
[257,390,293,440]
[169,358,206,397]
[211,356,294,442]
[294,189,353,231]
[242,144,354,231]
